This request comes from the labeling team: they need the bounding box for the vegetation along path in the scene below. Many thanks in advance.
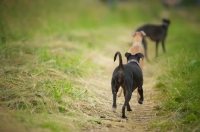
[1,1,200,132]
[77,27,161,132]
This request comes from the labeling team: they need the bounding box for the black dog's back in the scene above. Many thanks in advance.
[111,51,144,118]
[136,19,171,59]
[112,63,143,91]
[112,52,143,90]
[137,24,166,41]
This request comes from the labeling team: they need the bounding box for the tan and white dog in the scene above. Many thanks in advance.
[117,31,146,98]
[128,31,146,69]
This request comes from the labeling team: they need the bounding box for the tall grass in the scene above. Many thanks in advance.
[151,9,200,131]
[0,38,98,131]
[0,1,130,131]
[0,0,164,42]
[0,0,200,131]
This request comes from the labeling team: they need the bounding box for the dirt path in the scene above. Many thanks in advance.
[79,39,160,131]
[70,27,162,131]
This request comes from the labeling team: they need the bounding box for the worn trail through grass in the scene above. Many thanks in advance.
[75,27,162,132]
[1,1,200,131]
[86,61,158,132]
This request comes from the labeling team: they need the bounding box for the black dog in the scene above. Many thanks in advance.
[111,51,144,118]
[136,19,171,60]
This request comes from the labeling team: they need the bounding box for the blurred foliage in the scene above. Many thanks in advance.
[0,0,200,131]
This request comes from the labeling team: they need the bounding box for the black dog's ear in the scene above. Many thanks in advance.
[136,53,144,58]
[135,53,144,61]
[163,18,170,25]
[125,52,131,59]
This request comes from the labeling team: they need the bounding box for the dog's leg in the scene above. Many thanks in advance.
[112,91,117,108]
[122,86,127,118]
[117,87,123,97]
[137,86,144,104]
[161,39,166,53]
[137,88,140,100]
[122,85,132,111]
[155,41,159,57]
[142,38,149,61]
[125,86,132,111]
[122,86,132,118]
[112,86,118,111]
[127,102,132,111]
[111,79,118,112]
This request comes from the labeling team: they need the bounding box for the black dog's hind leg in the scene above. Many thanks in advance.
[138,87,144,104]
[111,79,118,110]
[161,39,166,53]
[122,87,132,118]
[122,86,132,111]
[155,40,159,57]
[127,102,132,111]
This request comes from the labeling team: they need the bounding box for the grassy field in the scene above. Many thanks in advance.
[0,0,200,131]
[151,10,200,132]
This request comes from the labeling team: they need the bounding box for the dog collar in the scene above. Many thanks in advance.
[133,42,142,45]
[127,59,139,65]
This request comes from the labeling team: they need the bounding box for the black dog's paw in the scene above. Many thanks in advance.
[138,99,143,104]
[122,115,127,119]
[127,108,132,111]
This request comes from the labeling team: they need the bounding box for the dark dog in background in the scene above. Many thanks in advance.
[136,19,171,61]
[111,51,144,118]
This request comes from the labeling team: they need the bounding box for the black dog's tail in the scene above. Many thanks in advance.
[114,51,124,97]
[114,51,123,70]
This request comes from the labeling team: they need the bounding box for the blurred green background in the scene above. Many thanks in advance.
[1,0,199,42]
[0,0,200,132]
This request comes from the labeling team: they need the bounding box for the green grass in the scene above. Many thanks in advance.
[0,0,200,131]
[151,8,200,131]
[0,0,164,42]
[0,32,98,131]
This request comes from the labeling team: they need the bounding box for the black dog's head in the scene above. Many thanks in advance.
[162,18,170,26]
[125,52,144,62]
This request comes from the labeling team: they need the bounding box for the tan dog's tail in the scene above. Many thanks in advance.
[117,87,123,97]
